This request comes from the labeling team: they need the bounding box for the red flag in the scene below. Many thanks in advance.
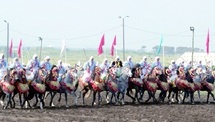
[98,34,105,55]
[206,30,210,54]
[9,39,13,57]
[111,36,116,56]
[18,39,22,58]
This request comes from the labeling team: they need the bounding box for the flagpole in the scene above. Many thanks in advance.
[21,45,23,63]
[115,45,117,58]
[65,46,67,63]
[162,42,165,67]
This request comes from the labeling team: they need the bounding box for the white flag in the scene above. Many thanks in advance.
[60,39,66,57]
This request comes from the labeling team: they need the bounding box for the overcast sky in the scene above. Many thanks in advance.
[0,0,215,51]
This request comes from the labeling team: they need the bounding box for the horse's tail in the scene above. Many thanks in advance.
[85,89,92,99]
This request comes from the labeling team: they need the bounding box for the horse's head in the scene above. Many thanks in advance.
[17,68,28,83]
[7,69,19,84]
[188,68,195,78]
[66,68,77,82]
[51,66,59,78]
[132,64,142,78]
[94,66,101,75]
[152,66,162,76]
[163,67,171,76]
[108,67,116,80]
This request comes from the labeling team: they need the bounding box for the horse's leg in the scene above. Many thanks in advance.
[71,91,77,106]
[92,91,96,106]
[190,91,194,104]
[126,88,135,103]
[97,92,101,107]
[106,91,110,104]
[33,94,38,107]
[50,92,56,107]
[135,89,141,104]
[11,91,17,108]
[0,93,5,107]
[24,93,32,108]
[58,93,62,103]
[210,91,215,101]
[207,91,210,104]
[39,93,44,109]
[4,94,11,109]
[19,93,23,108]
[145,90,152,103]
[182,90,187,104]
[82,89,88,105]
[64,92,68,108]
[197,90,202,103]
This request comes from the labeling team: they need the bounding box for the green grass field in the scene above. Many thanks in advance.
[4,47,181,67]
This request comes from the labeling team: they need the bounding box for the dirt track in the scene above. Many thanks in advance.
[0,93,214,122]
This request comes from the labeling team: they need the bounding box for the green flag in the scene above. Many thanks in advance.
[156,36,163,55]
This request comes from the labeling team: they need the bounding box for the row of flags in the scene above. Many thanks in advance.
[97,34,117,56]
[156,30,210,55]
[9,39,22,58]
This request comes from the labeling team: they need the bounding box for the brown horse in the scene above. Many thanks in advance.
[78,66,104,106]
[26,68,48,109]
[11,68,31,108]
[126,64,143,103]
[143,66,162,103]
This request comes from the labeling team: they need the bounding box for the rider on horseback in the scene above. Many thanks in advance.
[123,56,134,69]
[40,56,52,73]
[151,56,162,70]
[111,56,123,68]
[100,58,109,81]
[27,54,40,75]
[9,57,23,71]
[0,54,7,80]
[57,60,66,82]
[82,56,96,85]
[139,56,150,80]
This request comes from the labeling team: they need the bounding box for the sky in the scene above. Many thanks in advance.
[0,0,215,52]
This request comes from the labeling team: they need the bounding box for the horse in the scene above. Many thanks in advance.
[55,68,78,108]
[142,66,162,103]
[157,67,171,102]
[11,68,31,108]
[45,65,61,106]
[26,68,48,109]
[116,67,132,105]
[126,64,143,103]
[78,66,104,106]
[168,66,194,104]
[103,67,119,104]
[193,69,215,103]
[0,69,18,109]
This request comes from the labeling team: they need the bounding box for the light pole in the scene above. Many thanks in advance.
[4,20,9,65]
[119,16,129,61]
[190,26,194,67]
[39,37,43,62]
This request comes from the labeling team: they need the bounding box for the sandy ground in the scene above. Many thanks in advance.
[0,92,214,122]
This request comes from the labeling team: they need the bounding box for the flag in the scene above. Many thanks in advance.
[156,36,163,55]
[206,29,210,54]
[17,39,22,58]
[60,39,66,57]
[98,34,105,55]
[111,35,116,56]
[9,39,13,57]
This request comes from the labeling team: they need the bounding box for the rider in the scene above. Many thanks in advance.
[9,57,23,71]
[40,56,52,73]
[57,60,66,82]
[169,60,178,83]
[123,56,134,69]
[185,61,192,72]
[83,56,96,74]
[0,54,8,80]
[27,54,40,75]
[111,56,123,68]
[139,56,150,80]
[196,60,205,71]
[151,56,162,70]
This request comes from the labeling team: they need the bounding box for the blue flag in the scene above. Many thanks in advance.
[156,36,163,55]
